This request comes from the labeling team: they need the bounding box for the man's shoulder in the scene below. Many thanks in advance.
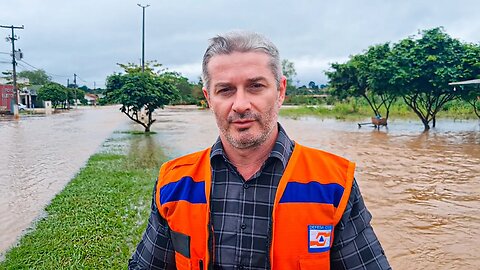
[296,143,352,164]
[160,148,211,176]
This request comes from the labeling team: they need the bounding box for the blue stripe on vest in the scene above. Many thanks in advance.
[279,182,344,207]
[160,176,207,204]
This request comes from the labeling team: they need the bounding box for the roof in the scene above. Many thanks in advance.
[448,79,480,85]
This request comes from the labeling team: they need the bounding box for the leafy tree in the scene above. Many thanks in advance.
[390,28,479,129]
[69,88,86,106]
[192,77,207,107]
[105,62,179,132]
[454,44,480,118]
[308,81,319,89]
[455,82,480,118]
[37,82,68,108]
[282,59,297,95]
[463,87,480,118]
[78,85,90,92]
[17,69,51,85]
[327,27,480,130]
[326,43,398,119]
[161,72,196,104]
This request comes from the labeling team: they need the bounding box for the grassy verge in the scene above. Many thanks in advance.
[0,132,166,269]
[280,98,478,120]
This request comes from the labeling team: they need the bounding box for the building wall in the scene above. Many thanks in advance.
[0,85,14,112]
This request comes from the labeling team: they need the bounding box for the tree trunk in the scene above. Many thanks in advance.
[432,116,436,128]
[362,93,379,116]
[420,117,430,131]
[422,119,430,130]
[469,100,480,119]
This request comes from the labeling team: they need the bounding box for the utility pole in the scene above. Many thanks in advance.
[137,4,150,72]
[73,73,77,108]
[1,24,24,117]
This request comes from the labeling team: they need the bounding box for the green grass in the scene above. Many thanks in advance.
[114,130,158,135]
[280,98,479,120]
[0,133,167,269]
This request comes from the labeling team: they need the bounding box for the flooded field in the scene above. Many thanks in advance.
[0,106,126,255]
[1,105,478,269]
[149,106,480,270]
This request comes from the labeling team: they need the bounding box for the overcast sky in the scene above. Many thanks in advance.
[1,0,479,89]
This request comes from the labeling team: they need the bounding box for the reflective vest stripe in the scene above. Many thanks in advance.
[279,181,345,206]
[160,176,207,204]
[157,144,355,269]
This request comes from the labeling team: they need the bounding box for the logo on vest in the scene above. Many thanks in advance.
[308,225,332,253]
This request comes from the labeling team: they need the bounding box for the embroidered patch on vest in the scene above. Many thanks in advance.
[308,225,332,253]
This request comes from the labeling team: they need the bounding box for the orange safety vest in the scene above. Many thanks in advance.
[156,143,355,270]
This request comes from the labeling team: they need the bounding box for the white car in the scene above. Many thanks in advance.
[18,103,27,111]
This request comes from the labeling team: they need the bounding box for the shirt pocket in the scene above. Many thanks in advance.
[171,229,192,270]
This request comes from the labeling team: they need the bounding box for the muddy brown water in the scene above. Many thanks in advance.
[0,106,126,257]
[149,106,479,270]
[1,105,479,269]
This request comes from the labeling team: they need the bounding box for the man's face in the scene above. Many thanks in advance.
[203,51,286,149]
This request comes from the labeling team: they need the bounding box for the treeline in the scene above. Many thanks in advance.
[325,27,480,130]
[6,69,101,108]
[102,27,480,132]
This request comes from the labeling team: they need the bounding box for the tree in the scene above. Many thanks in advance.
[78,85,90,92]
[282,59,297,95]
[327,27,480,130]
[308,81,319,90]
[456,82,480,118]
[326,43,398,119]
[455,44,480,119]
[162,72,196,104]
[105,62,179,132]
[17,69,51,85]
[390,28,479,130]
[37,82,68,108]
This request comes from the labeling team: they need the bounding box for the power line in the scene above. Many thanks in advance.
[10,59,96,88]
[1,24,24,116]
[18,59,70,78]
[75,74,89,83]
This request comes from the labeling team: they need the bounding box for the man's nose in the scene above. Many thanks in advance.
[232,89,251,113]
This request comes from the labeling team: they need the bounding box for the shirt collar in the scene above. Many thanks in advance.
[210,123,294,170]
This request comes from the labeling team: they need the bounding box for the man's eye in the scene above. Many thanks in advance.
[217,88,233,95]
[250,83,265,90]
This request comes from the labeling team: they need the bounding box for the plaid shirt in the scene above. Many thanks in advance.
[129,125,391,269]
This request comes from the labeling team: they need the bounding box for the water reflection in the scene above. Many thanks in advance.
[124,132,167,170]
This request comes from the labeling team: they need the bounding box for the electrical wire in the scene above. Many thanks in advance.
[18,59,70,78]
[2,58,98,88]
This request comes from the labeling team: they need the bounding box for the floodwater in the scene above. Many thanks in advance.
[0,105,478,269]
[0,106,126,256]
[149,106,480,270]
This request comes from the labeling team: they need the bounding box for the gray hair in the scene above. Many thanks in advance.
[201,31,282,90]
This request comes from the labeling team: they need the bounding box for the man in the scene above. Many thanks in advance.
[129,31,390,270]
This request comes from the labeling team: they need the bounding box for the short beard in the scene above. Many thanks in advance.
[220,108,278,150]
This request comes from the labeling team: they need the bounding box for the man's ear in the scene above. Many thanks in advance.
[202,87,212,108]
[277,76,287,106]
